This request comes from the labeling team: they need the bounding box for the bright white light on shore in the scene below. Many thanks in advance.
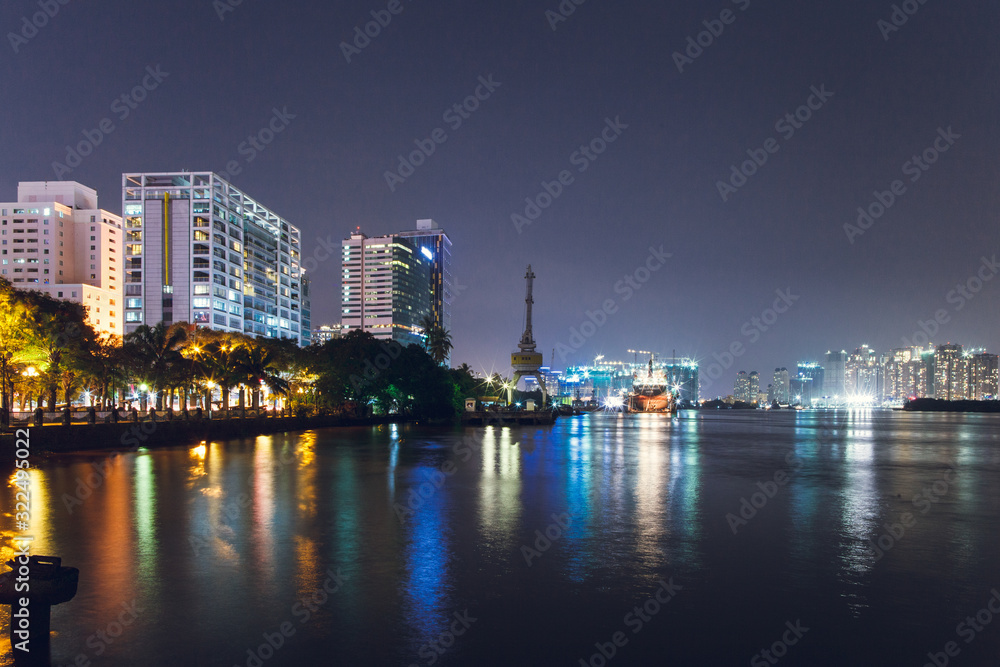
[604,395,624,409]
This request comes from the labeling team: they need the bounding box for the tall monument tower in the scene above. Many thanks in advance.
[510,266,547,406]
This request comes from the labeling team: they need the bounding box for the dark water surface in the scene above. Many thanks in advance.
[3,410,1000,666]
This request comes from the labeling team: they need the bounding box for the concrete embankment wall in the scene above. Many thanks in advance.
[0,415,399,461]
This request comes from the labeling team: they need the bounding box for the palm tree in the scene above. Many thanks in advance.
[186,330,245,413]
[419,314,453,366]
[78,335,125,409]
[236,343,290,411]
[124,323,189,410]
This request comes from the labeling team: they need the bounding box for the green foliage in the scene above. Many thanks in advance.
[1,279,471,420]
[419,314,453,365]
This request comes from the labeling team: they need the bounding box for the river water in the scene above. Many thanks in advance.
[2,410,1000,666]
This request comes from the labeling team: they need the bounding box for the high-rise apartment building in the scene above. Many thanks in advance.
[734,371,750,403]
[846,344,881,400]
[968,352,998,400]
[885,348,913,401]
[933,344,968,400]
[902,357,930,399]
[1,181,123,337]
[341,221,452,352]
[748,371,760,400]
[772,368,790,404]
[885,347,932,401]
[824,351,847,399]
[121,172,310,345]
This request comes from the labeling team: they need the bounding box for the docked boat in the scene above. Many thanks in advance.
[627,359,677,414]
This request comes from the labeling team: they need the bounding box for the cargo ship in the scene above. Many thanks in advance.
[627,359,677,414]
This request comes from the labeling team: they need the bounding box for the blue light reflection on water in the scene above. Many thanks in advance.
[3,411,1000,666]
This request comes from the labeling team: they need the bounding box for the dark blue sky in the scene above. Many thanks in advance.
[2,0,998,386]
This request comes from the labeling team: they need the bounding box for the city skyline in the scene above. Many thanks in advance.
[1,0,997,380]
[4,3,1000,664]
[3,174,995,391]
[537,340,999,403]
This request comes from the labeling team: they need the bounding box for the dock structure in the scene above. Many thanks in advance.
[0,555,79,665]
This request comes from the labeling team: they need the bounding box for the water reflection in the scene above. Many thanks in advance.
[788,414,822,567]
[634,416,668,571]
[133,454,158,592]
[562,419,595,582]
[478,427,522,553]
[252,439,277,583]
[668,419,701,566]
[838,410,882,615]
[3,413,1000,666]
[401,465,452,644]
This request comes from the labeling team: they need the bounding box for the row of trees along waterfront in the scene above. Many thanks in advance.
[1,278,480,420]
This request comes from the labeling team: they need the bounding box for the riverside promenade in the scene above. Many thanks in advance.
[0,408,400,460]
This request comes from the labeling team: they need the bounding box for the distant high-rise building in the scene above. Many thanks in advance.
[846,344,881,399]
[121,172,310,345]
[773,368,790,404]
[902,358,930,399]
[885,348,931,401]
[1,181,123,337]
[666,359,699,403]
[796,363,824,401]
[341,220,451,357]
[968,352,998,400]
[824,351,847,399]
[885,348,914,401]
[789,376,814,405]
[921,347,936,397]
[934,344,968,400]
[748,371,760,403]
[395,219,453,334]
[734,371,750,402]
[341,229,433,348]
[311,323,342,344]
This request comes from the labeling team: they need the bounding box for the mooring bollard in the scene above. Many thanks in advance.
[0,555,79,665]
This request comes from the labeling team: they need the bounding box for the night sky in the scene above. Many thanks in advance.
[2,0,998,388]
